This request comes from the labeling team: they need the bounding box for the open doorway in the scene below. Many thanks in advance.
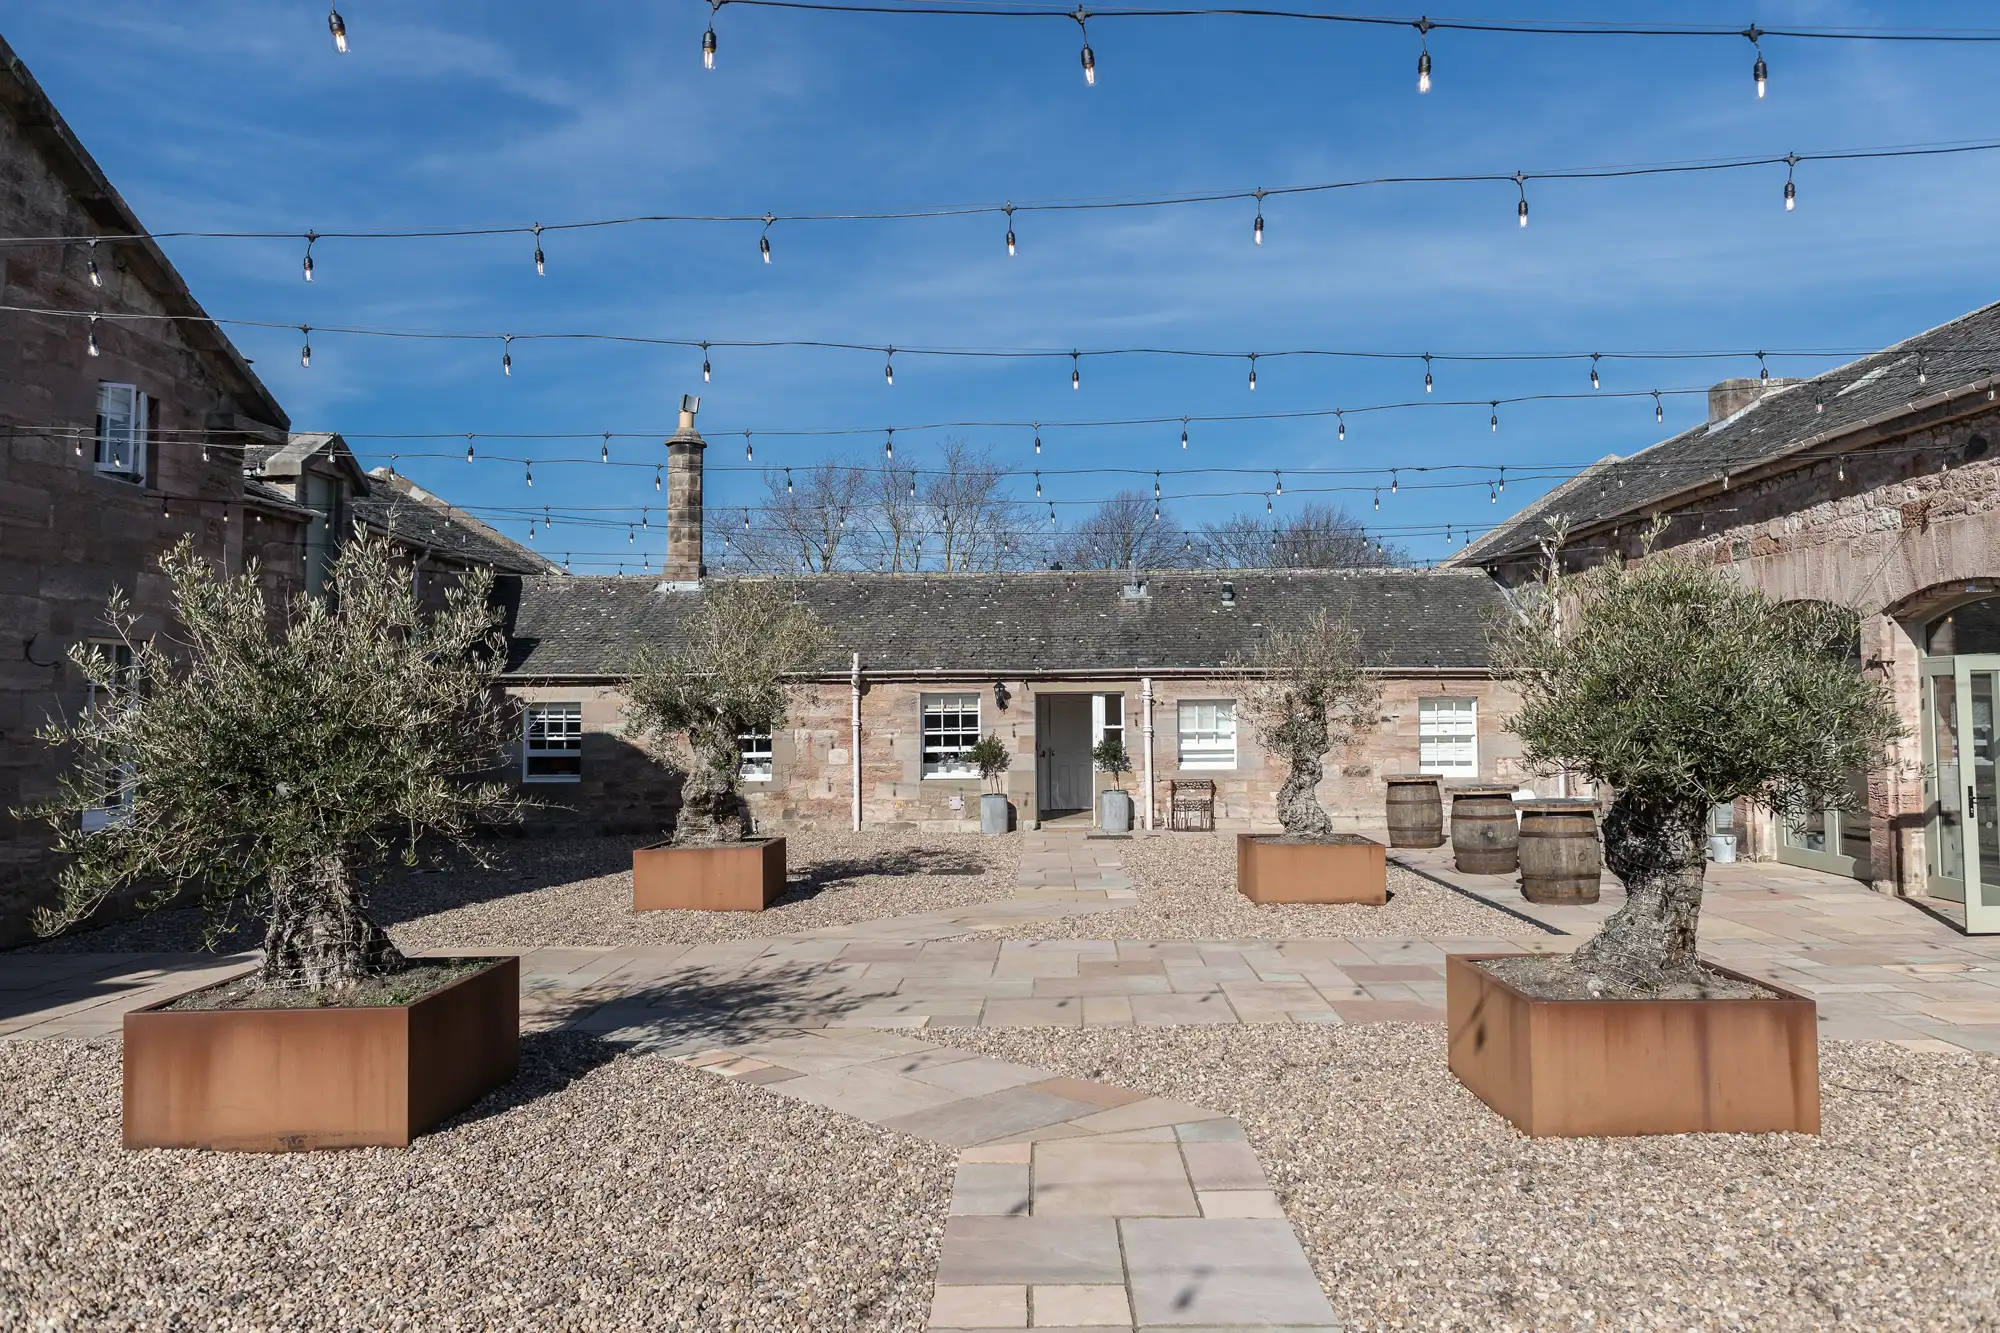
[1036,694,1092,822]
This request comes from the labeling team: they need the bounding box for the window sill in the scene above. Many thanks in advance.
[522,774,582,784]
[921,773,981,782]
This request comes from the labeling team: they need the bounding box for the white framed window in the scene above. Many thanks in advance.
[1418,697,1478,777]
[921,693,981,778]
[95,382,152,484]
[1177,700,1236,770]
[1092,693,1125,758]
[523,702,582,782]
[81,641,136,831]
[739,728,773,782]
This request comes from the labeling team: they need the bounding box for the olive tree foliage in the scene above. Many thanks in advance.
[1492,527,1901,988]
[1231,609,1384,839]
[24,533,519,993]
[624,580,830,846]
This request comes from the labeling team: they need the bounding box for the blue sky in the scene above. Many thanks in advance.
[11,1,2000,570]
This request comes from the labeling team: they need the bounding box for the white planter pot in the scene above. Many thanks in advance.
[1708,834,1737,864]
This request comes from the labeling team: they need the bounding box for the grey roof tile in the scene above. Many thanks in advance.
[500,568,1507,679]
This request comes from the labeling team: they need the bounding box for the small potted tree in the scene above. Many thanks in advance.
[1452,529,1901,1136]
[1093,735,1134,833]
[1232,608,1387,903]
[24,533,522,1151]
[969,733,1011,834]
[624,580,828,910]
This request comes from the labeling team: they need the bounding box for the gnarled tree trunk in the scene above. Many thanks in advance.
[1571,795,1708,989]
[262,853,405,991]
[672,748,748,846]
[1274,709,1334,839]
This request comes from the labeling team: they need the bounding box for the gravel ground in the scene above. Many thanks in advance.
[0,1033,953,1332]
[974,832,1545,941]
[14,830,1020,955]
[941,1024,2000,1333]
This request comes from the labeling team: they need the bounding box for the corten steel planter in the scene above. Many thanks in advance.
[1237,833,1387,905]
[1445,953,1820,1137]
[633,836,786,911]
[123,956,520,1152]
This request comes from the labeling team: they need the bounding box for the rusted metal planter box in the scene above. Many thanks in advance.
[124,956,520,1152]
[633,836,786,911]
[1445,953,1819,1137]
[1236,833,1387,905]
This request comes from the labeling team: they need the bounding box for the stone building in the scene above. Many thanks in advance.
[0,36,548,944]
[498,404,1529,838]
[1460,299,2000,933]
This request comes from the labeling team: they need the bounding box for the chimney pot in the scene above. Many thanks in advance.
[662,397,706,584]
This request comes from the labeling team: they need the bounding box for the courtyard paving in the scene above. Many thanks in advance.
[4,829,1998,1330]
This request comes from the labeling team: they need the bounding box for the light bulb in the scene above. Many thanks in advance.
[329,6,348,53]
[785,468,793,493]
[1035,473,1041,498]
[655,467,662,491]
[1837,458,1846,480]
[1392,471,1398,494]
[1498,467,1506,493]
[629,526,635,544]
[1266,495,1273,514]
[885,353,894,386]
[703,25,716,69]
[1490,483,1497,503]
[908,475,916,498]
[745,434,754,462]
[502,340,513,376]
[1253,213,1264,245]
[1424,370,1433,393]
[1071,353,1080,390]
[525,463,533,487]
[1590,356,1601,390]
[1418,48,1431,94]
[1153,474,1160,500]
[1248,358,1257,391]
[1034,430,1042,455]
[466,436,475,462]
[87,239,101,288]
[1337,416,1345,441]
[1754,52,1767,99]
[759,233,771,263]
[1373,490,1379,510]
[885,431,894,459]
[533,225,546,275]
[745,509,752,528]
[87,315,99,358]
[1784,179,1795,211]
[1517,196,1528,227]
[1181,421,1189,449]
[602,434,611,463]
[1490,403,1499,432]
[1004,205,1017,257]
[1654,391,1664,423]
[1081,43,1095,85]
[1275,472,1282,496]
[300,327,311,368]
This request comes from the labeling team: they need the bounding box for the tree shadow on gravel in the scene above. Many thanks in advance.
[775,848,989,907]
[440,1029,628,1133]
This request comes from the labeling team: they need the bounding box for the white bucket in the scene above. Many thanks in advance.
[1708,834,1737,864]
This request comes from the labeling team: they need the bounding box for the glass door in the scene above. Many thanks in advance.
[1923,658,2000,932]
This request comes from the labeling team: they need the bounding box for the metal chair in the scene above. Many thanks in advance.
[1169,779,1216,832]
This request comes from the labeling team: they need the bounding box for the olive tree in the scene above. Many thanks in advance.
[25,533,518,992]
[1232,608,1384,838]
[624,580,829,845]
[1493,530,1901,989]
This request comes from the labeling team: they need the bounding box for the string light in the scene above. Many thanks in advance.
[1274,471,1283,496]
[704,2,719,69]
[885,348,895,386]
[1392,469,1399,494]
[1422,354,1433,394]
[1590,353,1601,390]
[1035,472,1042,498]
[533,223,546,275]
[1074,7,1095,85]
[86,238,101,288]
[1373,489,1380,510]
[629,525,636,544]
[1757,351,1769,382]
[1489,402,1499,432]
[1749,26,1768,99]
[1489,481,1498,503]
[1837,456,1846,480]
[300,326,311,368]
[466,434,475,462]
[655,465,662,490]
[328,6,348,53]
[1247,354,1258,391]
[701,342,712,383]
[525,461,533,488]
[1034,424,1042,455]
[86,314,99,358]
[1653,389,1664,422]
[1514,172,1529,227]
[1181,419,1189,449]
[501,334,514,376]
[746,431,754,462]
[1337,411,1345,441]
[1004,203,1017,257]
[1498,466,1506,493]
[884,428,894,460]
[302,232,317,282]
[1917,352,1929,386]
[759,214,773,264]
[908,473,917,498]
[1783,152,1799,210]
[1416,17,1433,92]
[1252,189,1265,245]
[602,433,611,463]
[785,467,793,493]
[1071,352,1081,390]
[1153,472,1161,500]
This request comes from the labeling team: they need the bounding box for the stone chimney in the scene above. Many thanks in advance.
[1707,376,1802,425]
[662,394,705,585]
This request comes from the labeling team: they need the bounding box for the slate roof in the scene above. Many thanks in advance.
[500,567,1508,679]
[357,469,558,576]
[1466,299,2000,564]
[242,477,312,516]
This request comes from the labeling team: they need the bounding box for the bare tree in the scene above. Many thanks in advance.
[1055,491,1186,570]
[1199,503,1405,569]
[624,581,829,846]
[739,457,867,572]
[24,532,518,992]
[1230,609,1384,839]
[857,457,926,572]
[924,439,1019,572]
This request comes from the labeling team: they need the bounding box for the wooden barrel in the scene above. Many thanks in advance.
[1517,799,1602,904]
[1450,784,1520,875]
[1384,775,1445,848]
